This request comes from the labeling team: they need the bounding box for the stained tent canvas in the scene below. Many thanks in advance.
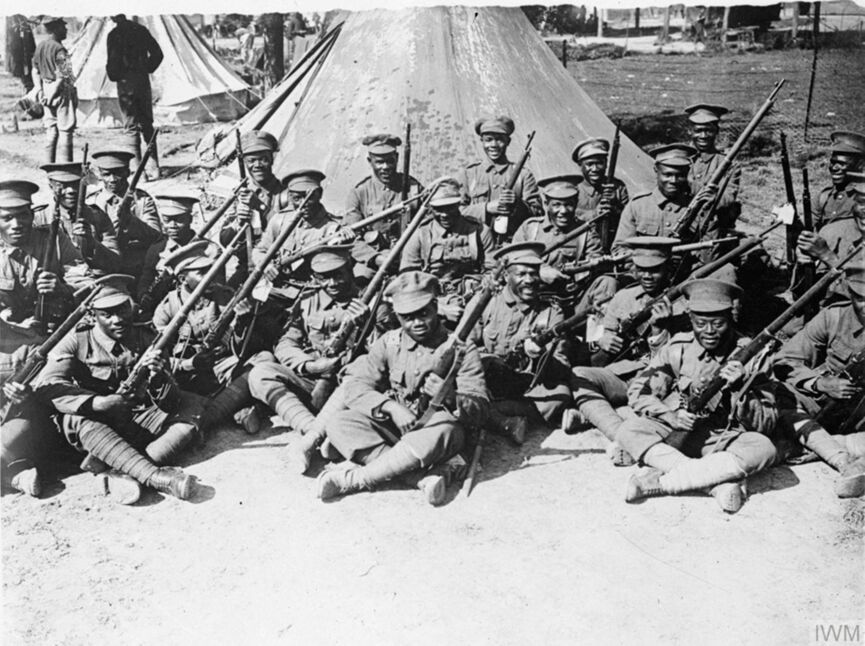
[202,6,655,210]
[70,15,251,127]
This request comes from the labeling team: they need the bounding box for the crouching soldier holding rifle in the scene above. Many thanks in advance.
[317,271,489,506]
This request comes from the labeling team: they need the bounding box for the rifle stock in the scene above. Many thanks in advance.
[542,212,606,258]
[687,242,864,413]
[35,201,61,332]
[780,131,799,265]
[400,122,412,233]
[599,123,621,251]
[193,177,249,241]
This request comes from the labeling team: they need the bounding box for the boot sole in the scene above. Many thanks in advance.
[711,483,744,513]
[172,475,198,501]
[102,472,143,505]
[835,472,865,499]
[10,469,42,498]
[419,475,447,506]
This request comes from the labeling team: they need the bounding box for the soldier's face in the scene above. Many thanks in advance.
[481,134,509,163]
[314,265,353,299]
[656,165,689,199]
[286,188,321,219]
[99,167,130,194]
[579,157,606,184]
[368,153,398,184]
[690,312,732,351]
[161,213,192,241]
[51,180,78,210]
[0,206,33,246]
[94,301,134,341]
[244,152,273,183]
[507,264,539,301]
[690,123,719,152]
[546,196,577,230]
[432,204,460,230]
[183,267,208,293]
[636,264,668,295]
[397,301,439,342]
[829,153,861,185]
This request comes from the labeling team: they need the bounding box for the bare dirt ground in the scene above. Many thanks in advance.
[2,48,864,646]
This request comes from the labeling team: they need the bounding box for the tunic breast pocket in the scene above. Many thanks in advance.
[0,277,16,291]
[827,344,853,370]
[89,365,115,382]
[676,375,694,395]
[470,186,490,201]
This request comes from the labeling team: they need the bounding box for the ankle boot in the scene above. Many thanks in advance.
[487,409,527,446]
[835,455,865,498]
[625,467,664,502]
[147,467,198,500]
[289,426,326,475]
[317,443,422,502]
[709,482,745,513]
[10,467,42,497]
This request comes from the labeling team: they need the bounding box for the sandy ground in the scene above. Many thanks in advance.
[1,63,863,645]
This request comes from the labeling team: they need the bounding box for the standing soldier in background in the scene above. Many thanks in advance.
[344,133,424,245]
[6,15,36,93]
[684,104,741,233]
[459,116,542,242]
[32,17,77,163]
[813,131,865,229]
[106,14,164,180]
[571,138,630,253]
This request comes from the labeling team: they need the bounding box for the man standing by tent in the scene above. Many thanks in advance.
[106,14,163,180]
[32,17,77,163]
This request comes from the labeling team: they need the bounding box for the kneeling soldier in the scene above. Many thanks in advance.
[317,271,488,505]
[36,276,201,504]
[617,279,779,513]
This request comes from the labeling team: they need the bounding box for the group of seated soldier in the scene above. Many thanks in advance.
[0,104,863,515]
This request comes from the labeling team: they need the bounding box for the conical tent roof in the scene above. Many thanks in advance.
[247,6,654,211]
[70,15,251,127]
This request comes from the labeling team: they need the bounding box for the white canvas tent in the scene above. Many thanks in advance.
[70,15,251,127]
[200,6,655,210]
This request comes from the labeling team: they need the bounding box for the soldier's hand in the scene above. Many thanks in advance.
[649,299,672,329]
[523,337,544,359]
[92,394,132,417]
[694,184,717,206]
[2,381,31,405]
[671,409,697,432]
[438,300,463,323]
[71,220,93,239]
[597,202,612,219]
[598,331,624,354]
[382,400,417,434]
[346,298,369,323]
[35,271,60,295]
[498,189,516,209]
[601,183,617,202]
[304,357,341,377]
[262,264,280,282]
[796,231,831,262]
[816,375,861,400]
[236,188,253,220]
[720,360,745,386]
[141,348,166,375]
[332,228,357,245]
[422,372,445,397]
[539,264,567,284]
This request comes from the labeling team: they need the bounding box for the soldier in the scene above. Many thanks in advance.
[565,237,688,464]
[773,266,865,498]
[459,115,542,241]
[513,174,611,316]
[37,162,120,274]
[221,130,283,284]
[344,133,424,244]
[31,17,76,163]
[812,130,865,230]
[88,149,163,287]
[317,271,489,505]
[106,14,164,179]
[247,245,369,466]
[137,191,199,311]
[151,242,266,435]
[474,242,573,443]
[36,276,202,504]
[401,178,494,322]
[612,144,697,254]
[618,279,779,513]
[684,103,741,230]
[571,138,630,252]
[0,179,91,345]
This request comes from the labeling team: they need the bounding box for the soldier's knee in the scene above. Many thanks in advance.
[728,432,777,473]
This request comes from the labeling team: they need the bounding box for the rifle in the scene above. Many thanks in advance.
[1,274,132,424]
[462,427,486,498]
[673,80,785,240]
[671,236,740,255]
[195,192,313,356]
[235,130,255,275]
[542,212,606,258]
[34,200,62,333]
[115,226,248,401]
[400,122,412,234]
[193,177,249,241]
[687,242,864,414]
[560,254,629,275]
[116,128,159,227]
[72,144,90,253]
[493,130,536,243]
[599,123,621,252]
[816,349,865,434]
[779,131,799,267]
[308,183,444,409]
[792,166,819,315]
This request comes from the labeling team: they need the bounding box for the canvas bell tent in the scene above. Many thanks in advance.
[70,15,252,127]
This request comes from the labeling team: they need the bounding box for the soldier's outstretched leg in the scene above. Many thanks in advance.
[787,413,865,498]
[569,366,633,465]
[248,361,316,434]
[289,382,348,475]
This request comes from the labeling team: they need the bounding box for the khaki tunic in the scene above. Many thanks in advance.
[814,183,857,230]
[344,172,424,241]
[459,159,542,236]
[611,189,690,254]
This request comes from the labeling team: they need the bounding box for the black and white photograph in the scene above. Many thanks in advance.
[1,1,863,643]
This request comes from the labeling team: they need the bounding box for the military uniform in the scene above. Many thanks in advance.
[34,201,120,274]
[513,212,603,271]
[814,184,857,230]
[574,177,630,246]
[687,150,741,226]
[612,189,689,254]
[136,232,194,306]
[32,18,76,163]
[401,215,495,286]
[814,217,864,301]
[221,174,282,246]
[344,172,424,241]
